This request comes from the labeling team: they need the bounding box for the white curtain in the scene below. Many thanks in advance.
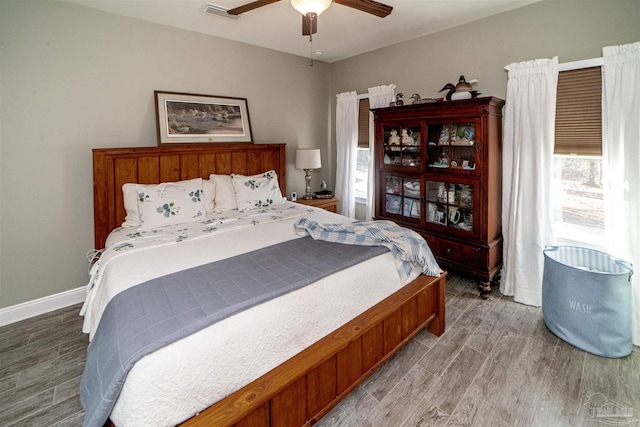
[602,41,640,346]
[501,57,559,306]
[366,84,396,220]
[335,91,359,217]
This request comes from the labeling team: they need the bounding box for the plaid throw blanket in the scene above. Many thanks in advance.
[294,218,443,278]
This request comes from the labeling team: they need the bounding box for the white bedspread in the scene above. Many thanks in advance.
[83,202,422,426]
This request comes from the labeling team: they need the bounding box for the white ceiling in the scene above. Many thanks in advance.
[62,0,542,63]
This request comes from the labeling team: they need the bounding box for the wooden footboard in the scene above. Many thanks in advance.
[181,272,446,427]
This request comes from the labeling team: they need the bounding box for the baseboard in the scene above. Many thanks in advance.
[0,286,86,327]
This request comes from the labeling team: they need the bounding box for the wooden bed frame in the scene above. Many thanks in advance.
[93,144,446,427]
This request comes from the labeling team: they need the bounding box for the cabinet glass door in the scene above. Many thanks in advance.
[425,180,474,233]
[383,124,421,168]
[426,122,477,173]
[384,174,421,220]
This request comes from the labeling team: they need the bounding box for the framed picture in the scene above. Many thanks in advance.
[410,200,421,218]
[403,199,412,217]
[154,91,253,145]
[386,195,401,215]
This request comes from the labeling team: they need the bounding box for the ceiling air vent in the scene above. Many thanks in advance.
[202,3,242,20]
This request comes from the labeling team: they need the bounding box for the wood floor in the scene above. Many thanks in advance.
[1,274,638,426]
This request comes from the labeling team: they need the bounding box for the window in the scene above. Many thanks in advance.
[553,66,604,248]
[355,148,370,200]
[355,98,370,201]
[553,155,604,241]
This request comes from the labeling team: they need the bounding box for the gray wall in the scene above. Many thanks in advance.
[330,0,639,99]
[0,0,331,308]
[333,0,639,219]
[1,0,638,309]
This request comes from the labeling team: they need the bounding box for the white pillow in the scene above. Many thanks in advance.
[202,180,216,213]
[230,170,284,211]
[122,183,141,228]
[121,179,215,228]
[209,174,237,212]
[135,178,206,230]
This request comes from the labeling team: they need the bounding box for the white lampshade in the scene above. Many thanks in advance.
[295,148,322,170]
[290,0,331,16]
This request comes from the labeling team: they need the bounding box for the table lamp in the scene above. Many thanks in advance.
[295,148,321,200]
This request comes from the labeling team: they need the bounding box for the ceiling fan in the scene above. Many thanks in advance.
[227,0,393,36]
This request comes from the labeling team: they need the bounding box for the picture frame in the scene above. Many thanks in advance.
[154,91,253,145]
[386,195,401,215]
[410,200,421,218]
[403,199,413,217]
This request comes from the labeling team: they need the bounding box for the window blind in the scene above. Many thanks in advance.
[555,66,602,156]
[358,98,370,148]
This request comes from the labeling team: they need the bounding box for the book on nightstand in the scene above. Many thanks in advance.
[314,190,334,199]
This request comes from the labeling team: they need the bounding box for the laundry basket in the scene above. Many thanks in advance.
[542,246,633,358]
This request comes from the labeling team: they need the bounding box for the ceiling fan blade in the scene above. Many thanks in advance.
[302,13,318,36]
[227,0,282,15]
[333,0,393,18]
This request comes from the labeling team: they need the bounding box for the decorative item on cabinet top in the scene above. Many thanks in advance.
[410,94,440,104]
[438,76,480,101]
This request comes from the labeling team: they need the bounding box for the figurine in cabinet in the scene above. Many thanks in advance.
[403,180,420,198]
[388,129,400,145]
[385,176,401,194]
[401,129,414,145]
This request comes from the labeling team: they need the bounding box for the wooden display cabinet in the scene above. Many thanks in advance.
[373,97,505,297]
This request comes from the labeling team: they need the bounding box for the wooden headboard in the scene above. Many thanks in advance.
[92,143,286,249]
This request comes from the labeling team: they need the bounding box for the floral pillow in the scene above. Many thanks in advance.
[122,179,215,228]
[230,170,284,211]
[209,174,238,212]
[135,178,206,230]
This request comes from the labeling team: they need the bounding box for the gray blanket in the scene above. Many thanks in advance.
[80,236,388,427]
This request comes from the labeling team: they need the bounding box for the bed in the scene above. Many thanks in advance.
[86,143,446,427]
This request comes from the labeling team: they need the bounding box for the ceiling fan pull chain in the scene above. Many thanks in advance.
[310,33,314,66]
[309,13,314,66]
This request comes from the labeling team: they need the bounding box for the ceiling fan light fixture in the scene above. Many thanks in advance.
[290,0,331,16]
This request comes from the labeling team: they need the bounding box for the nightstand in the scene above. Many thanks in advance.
[295,197,339,213]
